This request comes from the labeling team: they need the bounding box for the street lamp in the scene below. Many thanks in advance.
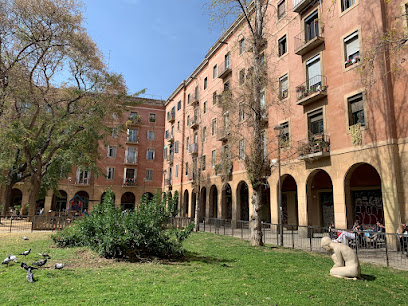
[273,125,284,247]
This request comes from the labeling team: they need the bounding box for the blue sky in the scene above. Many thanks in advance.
[82,0,225,100]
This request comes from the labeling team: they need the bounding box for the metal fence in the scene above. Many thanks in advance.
[0,215,82,232]
[169,217,408,270]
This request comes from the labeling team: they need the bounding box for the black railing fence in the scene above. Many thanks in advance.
[169,217,408,270]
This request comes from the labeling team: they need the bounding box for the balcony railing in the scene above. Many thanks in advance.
[217,129,230,142]
[167,112,175,123]
[75,178,90,185]
[126,135,139,144]
[189,143,199,155]
[297,134,330,160]
[167,133,174,143]
[166,154,174,164]
[218,60,232,79]
[191,95,199,106]
[123,178,136,186]
[126,115,142,126]
[189,117,199,129]
[294,20,324,56]
[296,75,327,106]
[124,156,138,165]
[165,179,172,186]
[293,0,314,13]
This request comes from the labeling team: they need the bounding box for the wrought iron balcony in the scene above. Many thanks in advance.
[294,20,324,56]
[165,178,172,187]
[217,129,231,142]
[123,178,136,186]
[126,115,142,126]
[124,156,138,165]
[191,95,199,106]
[189,143,199,155]
[167,112,175,123]
[75,178,90,185]
[296,75,327,106]
[293,0,315,13]
[167,133,174,143]
[126,135,139,144]
[189,117,199,129]
[166,154,174,164]
[218,60,232,79]
[297,134,330,160]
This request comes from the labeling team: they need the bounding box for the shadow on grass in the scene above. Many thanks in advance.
[155,251,234,267]
[360,274,376,281]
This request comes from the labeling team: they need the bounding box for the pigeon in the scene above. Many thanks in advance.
[21,262,37,270]
[26,267,35,283]
[19,249,31,256]
[21,237,29,240]
[8,254,17,262]
[32,258,47,268]
[2,255,17,266]
[54,263,65,270]
[37,253,51,259]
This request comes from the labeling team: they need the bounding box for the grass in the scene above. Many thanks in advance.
[0,232,407,305]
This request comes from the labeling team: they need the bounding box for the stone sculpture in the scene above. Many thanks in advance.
[321,237,361,279]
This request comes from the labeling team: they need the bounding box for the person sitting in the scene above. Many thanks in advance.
[371,220,386,246]
[328,223,338,239]
[335,220,364,245]
[397,224,408,256]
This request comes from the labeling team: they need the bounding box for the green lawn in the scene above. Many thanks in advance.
[0,232,407,305]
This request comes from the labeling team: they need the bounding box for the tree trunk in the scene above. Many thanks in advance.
[250,186,263,246]
[27,175,41,216]
[1,184,13,215]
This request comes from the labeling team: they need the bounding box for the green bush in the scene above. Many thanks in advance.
[51,189,193,259]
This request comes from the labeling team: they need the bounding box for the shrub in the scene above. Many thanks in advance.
[51,189,193,259]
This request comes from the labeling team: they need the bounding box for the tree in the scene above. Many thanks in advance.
[207,0,285,246]
[0,0,128,215]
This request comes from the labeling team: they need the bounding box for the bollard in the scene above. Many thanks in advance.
[9,217,13,232]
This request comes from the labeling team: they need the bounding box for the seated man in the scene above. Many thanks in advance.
[321,236,361,279]
[335,220,363,245]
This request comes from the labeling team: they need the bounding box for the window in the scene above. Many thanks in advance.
[124,168,136,185]
[306,54,322,90]
[107,167,115,180]
[107,146,116,158]
[239,103,245,121]
[185,162,189,175]
[127,129,138,143]
[344,31,360,68]
[279,74,289,99]
[129,112,139,119]
[348,93,365,126]
[186,136,189,150]
[213,65,218,79]
[260,88,266,111]
[187,94,191,104]
[149,113,156,123]
[165,130,169,139]
[177,121,180,131]
[305,11,319,42]
[212,118,217,135]
[175,141,179,153]
[146,149,155,160]
[213,91,217,104]
[175,164,179,178]
[203,101,207,114]
[341,0,356,12]
[308,109,324,136]
[211,150,216,168]
[177,100,181,110]
[239,38,245,54]
[279,121,290,147]
[239,69,245,85]
[187,115,190,126]
[224,112,230,131]
[126,147,138,164]
[239,139,245,160]
[145,169,153,181]
[202,127,207,142]
[225,53,230,69]
[147,130,155,140]
[224,81,230,92]
[76,169,90,184]
[163,146,167,158]
[278,35,287,57]
[204,77,208,90]
[111,127,118,138]
[194,86,199,100]
[277,0,286,19]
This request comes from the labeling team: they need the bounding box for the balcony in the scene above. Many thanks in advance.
[296,75,327,106]
[297,134,330,160]
[126,115,142,126]
[123,178,136,186]
[166,154,174,164]
[165,179,172,189]
[217,129,231,142]
[260,108,268,126]
[167,133,174,143]
[126,135,139,144]
[294,21,324,56]
[189,143,199,155]
[189,117,199,129]
[124,156,138,165]
[218,61,232,79]
[191,95,199,106]
[75,178,90,185]
[167,112,175,123]
[215,162,233,181]
[293,0,315,13]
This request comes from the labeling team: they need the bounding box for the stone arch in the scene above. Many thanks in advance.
[142,192,154,202]
[344,163,383,228]
[279,175,298,227]
[10,188,22,208]
[209,185,218,219]
[121,192,135,211]
[200,187,207,220]
[222,183,232,220]
[261,182,271,222]
[52,190,68,212]
[100,191,116,204]
[237,181,249,221]
[183,189,189,217]
[306,170,333,228]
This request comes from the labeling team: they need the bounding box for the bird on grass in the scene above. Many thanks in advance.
[37,253,51,259]
[32,258,47,268]
[21,237,29,240]
[26,267,35,283]
[21,262,37,271]
[19,249,31,256]
[2,255,17,266]
[54,263,65,270]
